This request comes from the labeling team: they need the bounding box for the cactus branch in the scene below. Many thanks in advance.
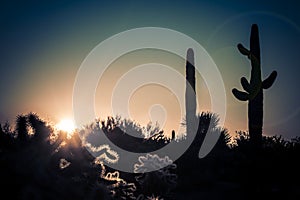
[237,44,250,57]
[262,71,277,89]
[232,89,249,101]
[241,77,250,92]
[232,24,277,149]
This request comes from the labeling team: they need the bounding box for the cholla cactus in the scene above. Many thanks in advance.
[91,144,119,164]
[232,24,277,149]
[134,154,177,198]
[99,162,137,200]
[134,154,175,173]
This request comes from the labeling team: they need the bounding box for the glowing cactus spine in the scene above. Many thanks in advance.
[232,24,277,148]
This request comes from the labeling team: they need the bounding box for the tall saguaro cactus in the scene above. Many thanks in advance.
[232,24,277,149]
[185,48,196,136]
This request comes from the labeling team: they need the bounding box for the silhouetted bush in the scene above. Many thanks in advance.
[1,112,300,200]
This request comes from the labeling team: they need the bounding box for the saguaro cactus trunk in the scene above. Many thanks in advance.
[185,48,196,136]
[232,24,277,149]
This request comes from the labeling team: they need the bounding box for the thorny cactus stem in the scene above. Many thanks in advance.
[185,48,197,137]
[232,24,277,149]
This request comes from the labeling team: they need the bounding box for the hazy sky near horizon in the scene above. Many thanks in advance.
[0,0,299,139]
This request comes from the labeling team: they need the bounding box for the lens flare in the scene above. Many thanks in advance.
[56,119,76,137]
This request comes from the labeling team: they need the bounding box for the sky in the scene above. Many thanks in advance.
[0,0,299,139]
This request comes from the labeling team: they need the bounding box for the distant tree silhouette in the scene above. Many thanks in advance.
[232,24,277,149]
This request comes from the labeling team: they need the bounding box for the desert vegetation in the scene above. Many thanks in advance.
[1,24,299,200]
[1,112,300,199]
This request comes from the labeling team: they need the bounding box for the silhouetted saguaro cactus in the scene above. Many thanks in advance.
[185,48,196,136]
[232,24,277,149]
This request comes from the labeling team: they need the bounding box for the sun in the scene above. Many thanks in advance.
[56,119,76,136]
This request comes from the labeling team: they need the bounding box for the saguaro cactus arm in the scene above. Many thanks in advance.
[237,44,250,57]
[241,77,250,92]
[262,71,277,89]
[232,88,250,101]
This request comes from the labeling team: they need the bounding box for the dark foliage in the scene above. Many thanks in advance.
[0,113,112,200]
[1,112,300,199]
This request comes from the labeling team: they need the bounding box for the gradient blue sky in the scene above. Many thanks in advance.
[0,0,299,139]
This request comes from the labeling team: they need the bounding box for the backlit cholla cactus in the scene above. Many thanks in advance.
[134,154,177,198]
[134,154,175,173]
[232,24,277,149]
[99,162,137,200]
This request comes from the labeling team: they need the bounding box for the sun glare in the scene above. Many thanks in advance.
[56,119,76,137]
